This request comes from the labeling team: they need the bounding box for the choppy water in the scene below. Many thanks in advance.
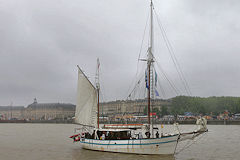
[0,124,239,160]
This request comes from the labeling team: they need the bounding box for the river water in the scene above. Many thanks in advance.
[0,124,239,160]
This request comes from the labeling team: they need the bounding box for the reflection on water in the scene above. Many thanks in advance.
[71,148,175,160]
[0,124,240,160]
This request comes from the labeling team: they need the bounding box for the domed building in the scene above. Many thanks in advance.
[24,98,75,120]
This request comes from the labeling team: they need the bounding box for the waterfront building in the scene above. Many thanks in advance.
[0,106,25,120]
[1,98,170,121]
[100,99,171,117]
[24,99,75,120]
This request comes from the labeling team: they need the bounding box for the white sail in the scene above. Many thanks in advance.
[75,67,97,128]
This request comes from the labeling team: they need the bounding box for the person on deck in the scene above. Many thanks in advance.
[139,132,143,139]
[156,131,159,138]
[145,131,151,138]
[102,133,105,140]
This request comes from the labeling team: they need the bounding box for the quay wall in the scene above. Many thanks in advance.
[1,120,240,125]
[100,120,240,125]
[0,119,73,124]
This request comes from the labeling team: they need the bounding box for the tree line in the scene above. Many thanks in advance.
[169,96,240,116]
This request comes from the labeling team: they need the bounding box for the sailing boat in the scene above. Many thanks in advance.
[73,65,179,155]
[70,0,207,155]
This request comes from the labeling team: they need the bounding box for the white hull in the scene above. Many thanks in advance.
[79,135,179,155]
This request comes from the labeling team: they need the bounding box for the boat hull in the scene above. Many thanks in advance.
[79,135,179,155]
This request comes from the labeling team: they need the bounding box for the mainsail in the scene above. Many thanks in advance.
[75,66,97,128]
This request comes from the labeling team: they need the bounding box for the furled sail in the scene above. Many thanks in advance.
[75,66,97,128]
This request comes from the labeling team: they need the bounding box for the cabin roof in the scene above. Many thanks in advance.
[97,128,131,132]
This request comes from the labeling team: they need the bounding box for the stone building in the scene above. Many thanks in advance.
[24,99,75,120]
[100,99,171,117]
[100,100,125,115]
[0,106,25,120]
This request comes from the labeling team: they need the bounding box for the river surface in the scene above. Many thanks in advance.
[0,124,239,160]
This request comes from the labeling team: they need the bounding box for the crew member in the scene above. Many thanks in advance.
[156,131,159,138]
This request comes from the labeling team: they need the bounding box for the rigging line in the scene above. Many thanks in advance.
[144,81,147,100]
[126,11,150,97]
[133,80,139,99]
[127,75,144,100]
[138,10,150,63]
[99,90,105,103]
[153,9,192,96]
[176,132,207,154]
[133,73,145,98]
[133,75,143,100]
[156,68,180,96]
[155,60,181,95]
[139,78,146,99]
[157,77,166,99]
[154,13,190,96]
[152,65,166,99]
[155,65,180,96]
[126,57,146,100]
[98,67,107,102]
[99,90,105,102]
[155,14,192,96]
[152,6,190,95]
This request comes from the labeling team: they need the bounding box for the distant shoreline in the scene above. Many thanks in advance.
[1,119,240,125]
[0,119,73,124]
[100,120,240,125]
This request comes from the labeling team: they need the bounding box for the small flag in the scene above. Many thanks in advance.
[155,71,157,86]
[145,70,149,89]
[155,89,159,97]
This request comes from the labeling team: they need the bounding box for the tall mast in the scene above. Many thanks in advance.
[150,0,153,51]
[97,88,100,128]
[96,58,100,128]
[147,0,154,136]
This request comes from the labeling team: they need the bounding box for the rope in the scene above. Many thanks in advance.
[174,135,180,154]
[98,67,106,102]
[175,132,207,155]
[127,74,144,99]
[157,76,166,98]
[125,11,150,98]
[153,7,192,96]
[155,61,181,95]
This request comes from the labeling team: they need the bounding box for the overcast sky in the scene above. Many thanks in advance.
[0,0,240,106]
